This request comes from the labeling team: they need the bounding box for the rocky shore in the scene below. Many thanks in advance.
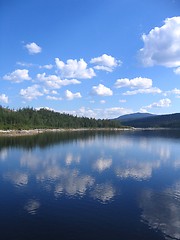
[0,128,132,137]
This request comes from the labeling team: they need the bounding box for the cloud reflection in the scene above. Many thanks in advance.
[0,148,8,161]
[90,183,116,204]
[4,172,28,187]
[140,182,180,239]
[93,158,112,172]
[65,153,80,165]
[54,169,95,197]
[115,161,160,181]
[24,199,40,215]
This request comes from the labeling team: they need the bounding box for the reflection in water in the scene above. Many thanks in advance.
[20,151,43,170]
[54,169,95,197]
[1,130,180,239]
[90,182,116,204]
[93,158,112,172]
[4,171,28,187]
[65,153,81,165]
[24,199,40,215]
[140,182,180,240]
[115,161,160,181]
[0,148,8,161]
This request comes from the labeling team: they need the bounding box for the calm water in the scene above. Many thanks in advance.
[0,130,180,240]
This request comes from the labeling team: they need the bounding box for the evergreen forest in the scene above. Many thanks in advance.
[0,106,122,130]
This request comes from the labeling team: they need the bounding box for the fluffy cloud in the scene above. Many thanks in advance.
[139,17,180,68]
[64,90,82,100]
[115,77,152,89]
[142,98,171,111]
[37,73,80,89]
[3,69,31,83]
[166,88,180,97]
[173,67,180,74]
[25,42,42,54]
[0,94,8,104]
[64,106,132,119]
[123,87,162,95]
[91,84,113,96]
[20,84,43,100]
[90,54,122,72]
[55,58,95,79]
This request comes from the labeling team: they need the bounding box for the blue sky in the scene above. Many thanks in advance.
[0,0,180,119]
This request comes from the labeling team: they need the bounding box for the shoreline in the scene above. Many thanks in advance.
[0,127,179,137]
[0,128,132,137]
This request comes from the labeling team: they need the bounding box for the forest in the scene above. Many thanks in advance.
[0,106,122,130]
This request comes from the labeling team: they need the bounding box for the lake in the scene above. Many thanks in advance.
[0,130,180,240]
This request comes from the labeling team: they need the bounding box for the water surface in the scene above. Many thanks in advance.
[0,130,180,240]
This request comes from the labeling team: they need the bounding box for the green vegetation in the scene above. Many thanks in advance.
[0,106,122,130]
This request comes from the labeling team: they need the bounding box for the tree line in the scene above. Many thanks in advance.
[0,106,122,130]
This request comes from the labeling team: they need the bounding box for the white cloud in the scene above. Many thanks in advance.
[102,107,132,118]
[20,84,43,101]
[166,88,180,95]
[64,106,132,119]
[115,77,152,89]
[173,67,180,74]
[3,69,31,83]
[16,61,34,67]
[100,100,106,104]
[119,99,126,103]
[0,94,8,104]
[142,98,171,111]
[91,84,113,96]
[25,42,42,55]
[39,64,53,69]
[90,54,122,72]
[37,73,80,89]
[51,90,58,95]
[64,90,82,100]
[46,96,62,101]
[55,58,96,79]
[123,87,162,95]
[139,17,180,68]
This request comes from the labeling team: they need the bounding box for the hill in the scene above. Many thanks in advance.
[115,112,155,121]
[118,113,180,128]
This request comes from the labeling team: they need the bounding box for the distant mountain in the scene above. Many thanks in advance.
[116,113,180,128]
[115,112,155,122]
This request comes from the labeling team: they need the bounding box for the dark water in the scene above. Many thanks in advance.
[0,130,180,240]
